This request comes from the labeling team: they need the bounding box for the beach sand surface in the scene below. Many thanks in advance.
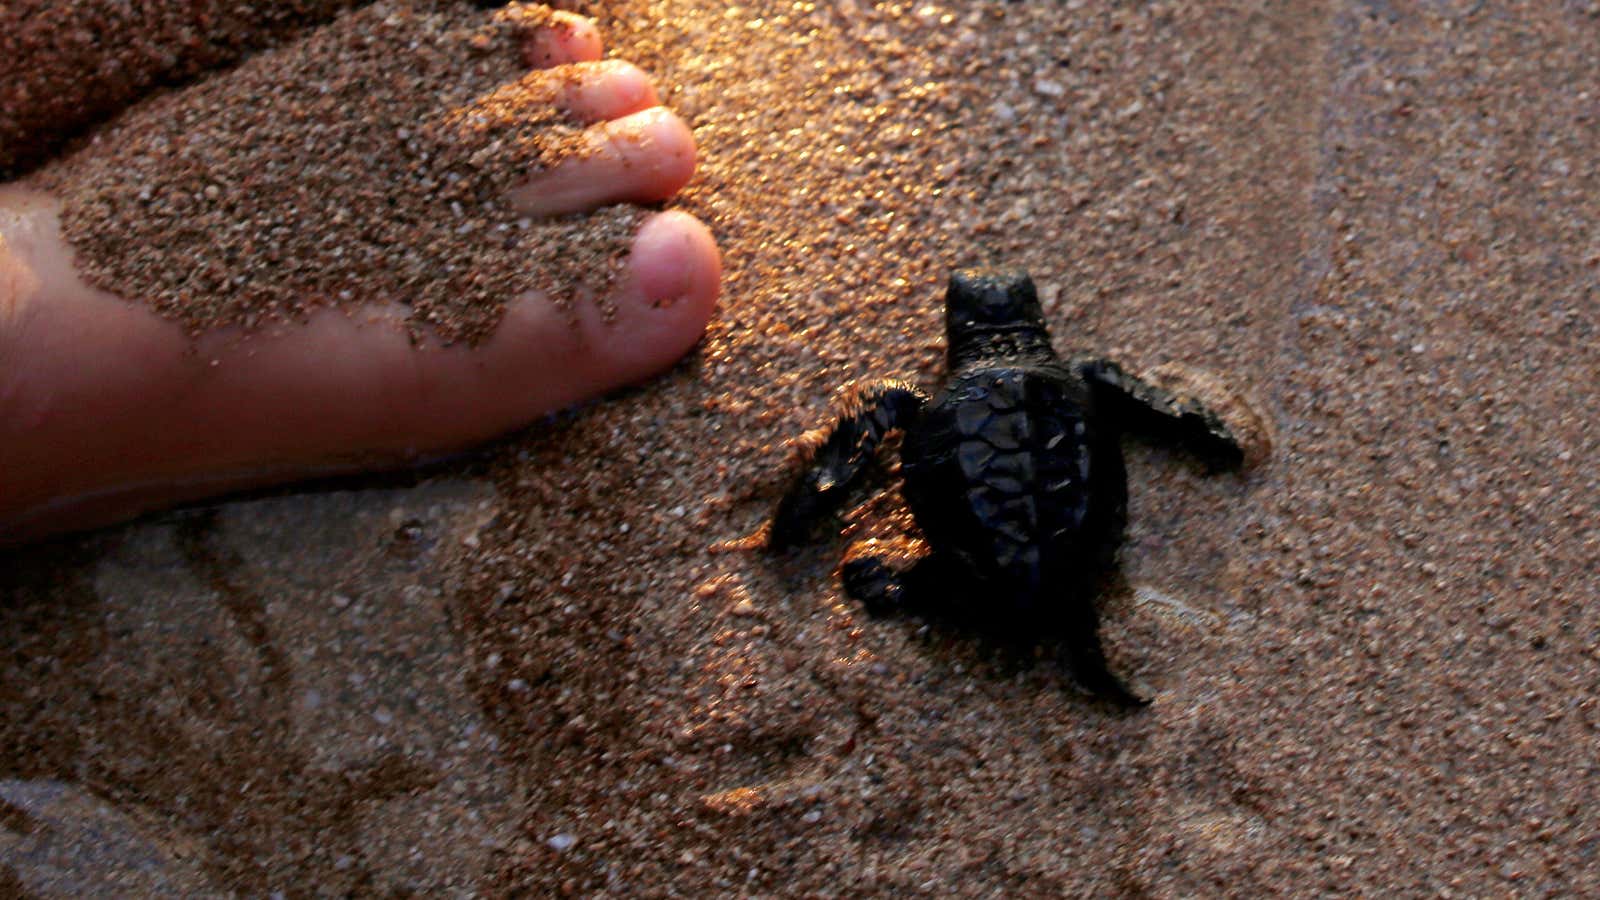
[3,1,1598,894]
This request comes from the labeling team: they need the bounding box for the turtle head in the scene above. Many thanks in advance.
[944,269,1054,367]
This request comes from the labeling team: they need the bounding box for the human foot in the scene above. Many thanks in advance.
[0,5,720,541]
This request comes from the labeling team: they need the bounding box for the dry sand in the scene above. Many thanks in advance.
[4,0,1600,895]
[30,2,631,341]
[0,0,367,178]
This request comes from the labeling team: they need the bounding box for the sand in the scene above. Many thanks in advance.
[4,0,1600,895]
[0,0,367,179]
[30,1,633,342]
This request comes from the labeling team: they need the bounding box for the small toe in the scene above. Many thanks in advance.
[554,60,660,123]
[508,107,697,217]
[508,7,604,68]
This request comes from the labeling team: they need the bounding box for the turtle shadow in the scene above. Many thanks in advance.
[762,534,1149,712]
[865,567,1153,712]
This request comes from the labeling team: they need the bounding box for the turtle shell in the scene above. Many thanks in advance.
[901,363,1122,601]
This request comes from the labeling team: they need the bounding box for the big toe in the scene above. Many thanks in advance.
[0,205,720,540]
[182,207,722,469]
[478,209,721,420]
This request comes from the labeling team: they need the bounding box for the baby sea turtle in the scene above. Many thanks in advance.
[769,269,1247,705]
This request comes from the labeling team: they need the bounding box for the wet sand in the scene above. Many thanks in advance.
[4,0,1600,894]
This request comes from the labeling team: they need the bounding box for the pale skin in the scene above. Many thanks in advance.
[0,10,721,541]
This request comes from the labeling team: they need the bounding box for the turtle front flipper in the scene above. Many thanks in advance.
[1074,357,1244,471]
[769,379,928,549]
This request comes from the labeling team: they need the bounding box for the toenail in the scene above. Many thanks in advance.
[644,269,689,310]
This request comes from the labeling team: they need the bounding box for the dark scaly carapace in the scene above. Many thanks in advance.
[770,269,1246,706]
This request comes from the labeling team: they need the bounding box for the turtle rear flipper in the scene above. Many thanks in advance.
[841,556,915,616]
[1062,637,1150,708]
[840,552,974,618]
[769,379,927,549]
[1046,581,1151,707]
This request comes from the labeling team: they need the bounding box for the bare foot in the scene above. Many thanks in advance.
[0,7,720,541]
